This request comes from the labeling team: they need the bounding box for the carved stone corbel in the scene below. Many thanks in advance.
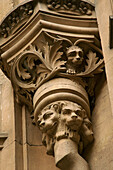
[0,0,104,169]
[1,36,104,169]
[3,36,103,169]
[10,36,104,169]
[33,77,92,169]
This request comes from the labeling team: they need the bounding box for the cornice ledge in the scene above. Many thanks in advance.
[1,19,99,61]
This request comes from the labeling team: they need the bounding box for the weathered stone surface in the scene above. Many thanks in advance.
[95,0,113,115]
[0,0,14,20]
[0,0,113,170]
[83,75,113,170]
[28,145,59,170]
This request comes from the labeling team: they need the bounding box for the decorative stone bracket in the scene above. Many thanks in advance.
[0,0,104,169]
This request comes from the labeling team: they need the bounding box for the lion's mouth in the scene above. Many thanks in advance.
[72,59,83,65]
[52,121,58,128]
[67,120,82,130]
[46,121,58,134]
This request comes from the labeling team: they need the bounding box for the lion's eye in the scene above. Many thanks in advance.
[79,51,83,57]
[85,122,92,129]
[43,112,53,120]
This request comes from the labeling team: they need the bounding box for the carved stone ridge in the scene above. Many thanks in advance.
[0,0,34,38]
[47,0,95,16]
[0,133,8,150]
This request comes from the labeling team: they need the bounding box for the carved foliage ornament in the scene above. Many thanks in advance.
[11,35,104,105]
[47,0,95,15]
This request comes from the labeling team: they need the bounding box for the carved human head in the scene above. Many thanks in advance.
[61,102,86,131]
[66,45,84,65]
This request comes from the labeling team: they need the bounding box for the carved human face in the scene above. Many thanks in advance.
[66,46,83,65]
[37,108,59,135]
[61,103,85,131]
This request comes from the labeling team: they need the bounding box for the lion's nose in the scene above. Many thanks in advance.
[40,120,45,126]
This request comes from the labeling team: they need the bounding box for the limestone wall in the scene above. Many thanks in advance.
[0,71,58,170]
[0,0,28,20]
[0,70,15,170]
[84,74,113,170]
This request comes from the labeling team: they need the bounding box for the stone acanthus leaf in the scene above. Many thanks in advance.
[35,41,66,86]
[17,64,31,80]
[77,50,104,77]
[43,41,65,70]
[27,56,36,70]
[41,33,104,78]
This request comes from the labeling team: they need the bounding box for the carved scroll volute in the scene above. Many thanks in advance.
[33,78,93,169]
